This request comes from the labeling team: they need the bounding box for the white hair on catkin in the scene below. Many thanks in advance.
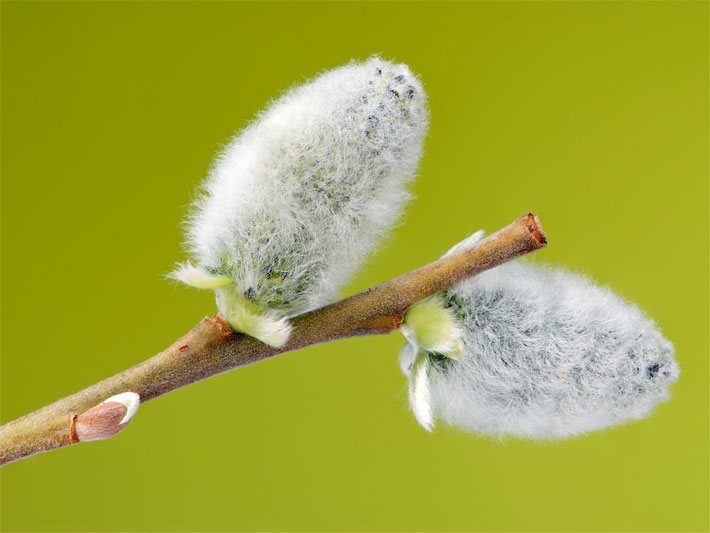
[174,57,428,346]
[402,236,679,439]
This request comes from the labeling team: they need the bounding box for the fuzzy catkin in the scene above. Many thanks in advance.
[404,260,679,439]
[177,57,428,344]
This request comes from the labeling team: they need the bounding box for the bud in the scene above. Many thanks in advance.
[72,392,140,442]
[173,57,428,347]
[401,234,679,439]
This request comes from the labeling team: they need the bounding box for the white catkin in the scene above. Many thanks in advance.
[175,57,428,345]
[402,240,679,439]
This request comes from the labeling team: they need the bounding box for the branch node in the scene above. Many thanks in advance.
[68,413,79,444]
[206,315,234,336]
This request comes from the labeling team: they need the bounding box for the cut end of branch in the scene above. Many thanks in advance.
[523,213,547,247]
[72,392,140,442]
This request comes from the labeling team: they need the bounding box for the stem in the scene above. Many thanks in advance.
[0,214,547,466]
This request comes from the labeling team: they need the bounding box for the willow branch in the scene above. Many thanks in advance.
[0,214,547,466]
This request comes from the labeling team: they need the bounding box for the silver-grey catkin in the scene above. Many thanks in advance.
[406,260,679,439]
[174,57,428,346]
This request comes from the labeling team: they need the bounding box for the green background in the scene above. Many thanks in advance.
[2,2,708,532]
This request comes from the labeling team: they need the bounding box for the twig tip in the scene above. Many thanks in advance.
[523,212,547,247]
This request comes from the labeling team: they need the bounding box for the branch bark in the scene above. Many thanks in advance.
[0,213,547,466]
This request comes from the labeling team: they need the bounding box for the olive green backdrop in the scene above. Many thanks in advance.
[1,2,708,532]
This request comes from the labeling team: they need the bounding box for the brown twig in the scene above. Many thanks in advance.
[0,213,547,466]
